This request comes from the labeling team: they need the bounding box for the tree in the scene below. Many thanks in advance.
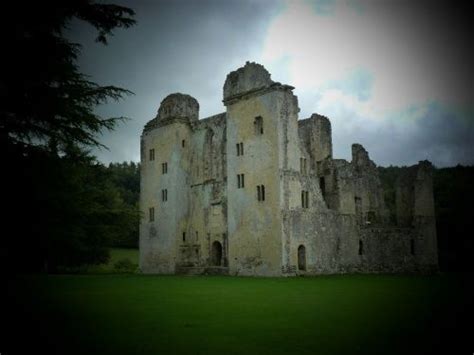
[0,1,135,154]
[0,1,137,272]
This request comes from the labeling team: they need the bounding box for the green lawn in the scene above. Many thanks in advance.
[4,274,470,355]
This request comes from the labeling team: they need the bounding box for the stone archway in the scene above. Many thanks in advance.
[211,241,222,266]
[298,245,306,271]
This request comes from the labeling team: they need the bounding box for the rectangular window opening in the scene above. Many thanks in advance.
[183,232,186,242]
[149,207,154,222]
[254,116,263,135]
[182,140,186,148]
[149,149,155,161]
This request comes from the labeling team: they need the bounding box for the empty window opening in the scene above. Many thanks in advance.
[183,232,186,242]
[162,189,168,202]
[237,174,245,188]
[211,241,223,266]
[196,231,199,242]
[301,190,309,208]
[149,207,155,222]
[298,245,306,271]
[149,149,155,161]
[410,239,415,255]
[319,177,326,197]
[358,240,363,255]
[162,162,168,174]
[182,140,185,147]
[254,116,263,135]
[257,185,266,201]
[236,142,244,156]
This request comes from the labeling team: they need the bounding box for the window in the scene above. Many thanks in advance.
[319,177,326,197]
[162,162,168,174]
[161,189,168,202]
[182,140,186,148]
[254,116,263,135]
[195,231,199,242]
[257,185,266,201]
[236,142,244,156]
[301,190,309,208]
[183,232,186,242]
[410,239,415,255]
[358,240,363,255]
[298,245,306,271]
[149,149,155,161]
[237,174,245,188]
[300,158,307,174]
[149,207,155,222]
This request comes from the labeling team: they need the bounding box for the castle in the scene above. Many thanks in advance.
[139,62,438,276]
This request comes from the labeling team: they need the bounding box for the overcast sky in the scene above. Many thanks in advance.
[69,0,473,167]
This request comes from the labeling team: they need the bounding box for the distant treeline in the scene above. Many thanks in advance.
[378,165,474,272]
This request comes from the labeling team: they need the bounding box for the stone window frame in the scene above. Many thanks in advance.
[149,149,155,161]
[237,174,245,188]
[254,116,263,135]
[301,190,309,208]
[300,157,307,174]
[358,240,364,255]
[257,185,266,201]
[162,162,168,174]
[236,142,244,156]
[161,189,168,202]
[149,207,155,222]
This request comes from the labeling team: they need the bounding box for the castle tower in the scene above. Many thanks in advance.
[223,62,299,276]
[139,93,197,273]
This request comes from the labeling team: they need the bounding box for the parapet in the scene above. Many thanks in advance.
[223,62,274,104]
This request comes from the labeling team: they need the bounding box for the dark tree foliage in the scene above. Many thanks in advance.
[0,1,136,272]
[378,165,474,272]
[0,1,135,152]
[106,161,140,248]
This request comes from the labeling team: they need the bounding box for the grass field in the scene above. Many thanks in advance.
[4,273,470,355]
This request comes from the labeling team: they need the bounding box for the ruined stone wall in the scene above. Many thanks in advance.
[395,161,438,271]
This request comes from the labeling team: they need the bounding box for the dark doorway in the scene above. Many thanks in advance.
[211,241,222,266]
[298,245,306,271]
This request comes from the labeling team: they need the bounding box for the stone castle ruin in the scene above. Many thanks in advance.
[139,62,438,276]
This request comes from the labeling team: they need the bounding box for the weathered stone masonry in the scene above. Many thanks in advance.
[139,62,438,276]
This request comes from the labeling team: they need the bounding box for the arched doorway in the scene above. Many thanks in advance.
[211,241,222,266]
[298,245,306,271]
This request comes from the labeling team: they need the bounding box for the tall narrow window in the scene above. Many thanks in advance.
[183,232,186,242]
[257,185,266,201]
[237,174,245,188]
[410,239,415,255]
[319,177,326,197]
[149,207,155,222]
[236,142,244,156]
[182,140,186,148]
[196,231,199,242]
[300,158,307,174]
[162,162,168,174]
[301,190,309,208]
[254,116,263,135]
[149,149,155,161]
[358,240,363,255]
[162,189,168,202]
